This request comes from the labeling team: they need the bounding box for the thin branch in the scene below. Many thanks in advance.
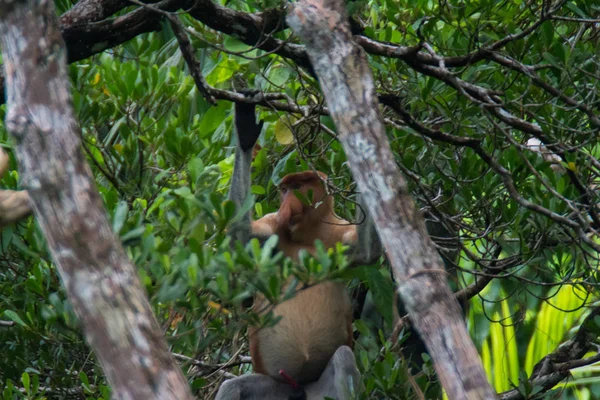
[127,0,216,104]
[489,52,600,128]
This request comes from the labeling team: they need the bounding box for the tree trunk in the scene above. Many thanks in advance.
[286,1,496,399]
[0,0,193,398]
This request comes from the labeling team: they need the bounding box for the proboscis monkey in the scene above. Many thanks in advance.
[248,169,356,385]
[217,92,381,400]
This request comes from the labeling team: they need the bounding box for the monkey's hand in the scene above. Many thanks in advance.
[0,148,32,228]
[0,190,31,227]
[235,89,264,152]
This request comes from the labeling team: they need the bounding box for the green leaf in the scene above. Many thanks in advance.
[274,118,294,145]
[365,268,395,325]
[251,185,265,195]
[421,76,435,100]
[121,226,146,243]
[3,310,27,327]
[260,235,280,267]
[188,158,205,186]
[112,201,129,235]
[565,2,587,18]
[206,58,240,85]
[293,189,313,206]
[541,21,553,47]
[224,37,252,53]
[21,372,30,394]
[79,371,91,392]
[198,101,229,137]
[268,274,280,301]
[551,42,566,64]
[267,66,292,88]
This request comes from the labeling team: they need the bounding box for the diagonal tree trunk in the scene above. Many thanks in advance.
[0,1,193,398]
[286,1,496,399]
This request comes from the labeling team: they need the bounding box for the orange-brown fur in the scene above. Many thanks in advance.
[249,171,356,384]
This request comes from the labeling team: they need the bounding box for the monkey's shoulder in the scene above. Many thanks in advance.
[320,220,357,248]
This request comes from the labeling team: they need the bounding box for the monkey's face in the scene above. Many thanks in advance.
[277,171,330,230]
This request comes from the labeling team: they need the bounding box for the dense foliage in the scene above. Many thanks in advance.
[1,0,599,398]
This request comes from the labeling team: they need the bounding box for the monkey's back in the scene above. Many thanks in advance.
[249,281,352,384]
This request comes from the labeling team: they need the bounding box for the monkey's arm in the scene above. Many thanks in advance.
[228,99,265,244]
[251,213,277,238]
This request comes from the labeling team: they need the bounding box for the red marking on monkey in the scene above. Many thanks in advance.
[279,369,301,390]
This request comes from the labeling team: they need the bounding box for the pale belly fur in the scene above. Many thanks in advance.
[255,281,352,384]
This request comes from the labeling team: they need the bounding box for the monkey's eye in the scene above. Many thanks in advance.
[281,187,288,194]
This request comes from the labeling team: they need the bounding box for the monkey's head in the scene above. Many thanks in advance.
[276,171,332,232]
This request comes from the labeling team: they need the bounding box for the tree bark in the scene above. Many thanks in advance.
[0,0,193,399]
[286,1,496,399]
